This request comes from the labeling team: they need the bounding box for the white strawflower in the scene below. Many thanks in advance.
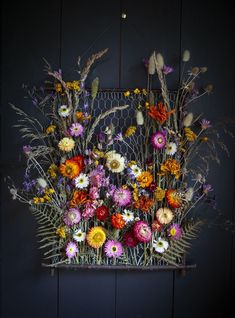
[37,178,48,189]
[58,105,71,117]
[130,164,142,177]
[148,52,156,75]
[73,229,86,242]
[185,187,194,201]
[153,238,169,253]
[182,50,190,62]
[165,142,177,156]
[74,173,89,189]
[106,152,125,173]
[183,112,194,127]
[136,110,144,125]
[122,209,134,223]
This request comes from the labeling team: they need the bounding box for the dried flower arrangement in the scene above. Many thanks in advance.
[8,48,232,268]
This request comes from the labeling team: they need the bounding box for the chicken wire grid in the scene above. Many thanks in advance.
[45,89,196,271]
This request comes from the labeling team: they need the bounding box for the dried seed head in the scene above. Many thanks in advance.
[136,110,144,125]
[191,67,200,75]
[156,53,164,69]
[91,77,99,99]
[182,50,190,62]
[200,67,208,73]
[205,84,213,93]
[148,52,156,75]
[185,187,194,201]
[183,112,194,127]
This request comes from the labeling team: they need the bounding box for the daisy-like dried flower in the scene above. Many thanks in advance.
[156,207,174,224]
[87,226,106,249]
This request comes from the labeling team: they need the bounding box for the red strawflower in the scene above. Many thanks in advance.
[123,231,138,247]
[96,205,109,221]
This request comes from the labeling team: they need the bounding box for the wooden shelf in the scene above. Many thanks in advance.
[42,263,196,274]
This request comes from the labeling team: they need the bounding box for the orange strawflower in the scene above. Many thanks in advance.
[159,159,181,179]
[133,196,154,213]
[137,171,153,188]
[59,160,81,179]
[148,102,175,125]
[166,189,182,209]
[70,155,85,171]
[111,213,125,229]
[70,190,89,207]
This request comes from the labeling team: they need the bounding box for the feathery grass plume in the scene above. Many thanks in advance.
[156,53,164,69]
[91,77,99,99]
[153,53,170,110]
[85,104,129,147]
[148,52,156,75]
[80,48,108,82]
[182,50,190,62]
[183,112,194,127]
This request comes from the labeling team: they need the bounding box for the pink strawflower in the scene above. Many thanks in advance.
[89,186,100,200]
[123,231,138,247]
[151,131,166,150]
[133,221,152,243]
[69,123,84,137]
[66,241,78,258]
[113,187,132,207]
[104,240,123,258]
[168,223,182,240]
[89,165,106,188]
[63,208,81,226]
[82,201,97,219]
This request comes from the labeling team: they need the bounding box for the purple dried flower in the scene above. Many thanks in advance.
[163,65,174,75]
[200,119,212,130]
[203,184,213,194]
[23,145,32,154]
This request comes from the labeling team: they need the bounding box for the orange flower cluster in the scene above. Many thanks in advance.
[70,190,89,207]
[59,155,84,179]
[148,102,175,125]
[159,159,181,179]
[111,213,125,229]
[137,171,153,188]
[133,195,154,213]
[165,189,182,208]
[76,111,91,122]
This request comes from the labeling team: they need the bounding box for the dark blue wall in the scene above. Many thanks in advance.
[1,1,235,317]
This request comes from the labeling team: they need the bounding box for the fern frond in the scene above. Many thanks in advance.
[156,220,203,266]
